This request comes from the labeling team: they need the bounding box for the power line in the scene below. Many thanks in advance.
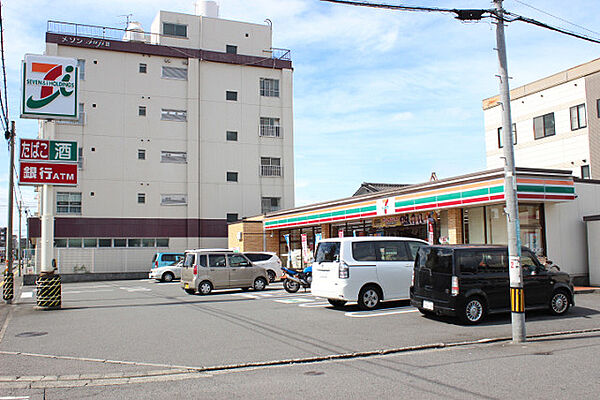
[511,0,600,37]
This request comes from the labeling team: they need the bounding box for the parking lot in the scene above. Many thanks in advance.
[1,279,600,398]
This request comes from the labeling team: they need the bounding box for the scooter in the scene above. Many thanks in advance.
[281,265,312,293]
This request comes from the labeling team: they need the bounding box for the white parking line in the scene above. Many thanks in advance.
[345,308,419,318]
[299,302,330,308]
[119,287,152,292]
[63,285,112,289]
[62,289,114,294]
[274,298,314,304]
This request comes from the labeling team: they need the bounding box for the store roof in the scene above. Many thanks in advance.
[353,182,409,196]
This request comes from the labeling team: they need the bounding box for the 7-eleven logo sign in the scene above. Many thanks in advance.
[376,197,396,216]
[21,54,78,120]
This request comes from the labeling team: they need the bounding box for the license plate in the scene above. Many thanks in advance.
[423,300,434,311]
[184,283,189,289]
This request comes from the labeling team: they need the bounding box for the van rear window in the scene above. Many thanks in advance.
[420,247,453,274]
[315,242,340,263]
[183,253,195,268]
[352,241,411,261]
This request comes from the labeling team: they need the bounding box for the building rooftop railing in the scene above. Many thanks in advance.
[47,20,291,61]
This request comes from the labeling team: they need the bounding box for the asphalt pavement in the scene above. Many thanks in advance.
[0,278,599,399]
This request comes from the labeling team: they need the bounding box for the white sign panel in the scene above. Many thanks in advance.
[376,197,395,216]
[21,54,79,120]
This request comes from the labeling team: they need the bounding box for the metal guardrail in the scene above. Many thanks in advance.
[47,21,292,60]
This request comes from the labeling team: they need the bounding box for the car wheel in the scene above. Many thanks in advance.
[198,281,212,295]
[162,272,174,282]
[358,285,381,310]
[267,270,276,283]
[328,299,347,308]
[253,277,267,291]
[461,296,486,324]
[549,290,570,316]
[283,279,300,293]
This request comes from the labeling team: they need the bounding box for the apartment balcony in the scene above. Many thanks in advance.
[260,165,282,177]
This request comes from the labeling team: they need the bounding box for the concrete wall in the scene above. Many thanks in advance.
[544,181,600,283]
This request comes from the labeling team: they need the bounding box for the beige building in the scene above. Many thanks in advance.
[30,4,294,275]
[483,57,600,179]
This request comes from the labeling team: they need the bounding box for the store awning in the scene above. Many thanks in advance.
[264,167,575,230]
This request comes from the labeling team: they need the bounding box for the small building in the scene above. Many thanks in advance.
[231,167,600,285]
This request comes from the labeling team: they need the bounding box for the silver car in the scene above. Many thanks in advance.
[181,249,269,295]
[149,260,183,282]
[243,252,283,282]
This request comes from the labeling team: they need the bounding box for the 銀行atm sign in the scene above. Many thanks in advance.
[18,138,78,186]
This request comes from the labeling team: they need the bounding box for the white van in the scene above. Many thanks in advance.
[312,237,428,310]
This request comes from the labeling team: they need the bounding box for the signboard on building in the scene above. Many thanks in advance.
[19,162,78,186]
[21,54,79,120]
[20,139,77,162]
[376,197,395,216]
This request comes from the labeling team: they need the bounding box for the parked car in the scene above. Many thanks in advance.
[149,260,183,282]
[410,245,574,324]
[151,252,184,269]
[180,249,269,295]
[312,237,428,310]
[243,252,283,282]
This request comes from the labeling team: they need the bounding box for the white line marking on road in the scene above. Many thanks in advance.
[0,396,30,399]
[63,285,112,289]
[345,308,419,318]
[237,294,259,299]
[62,289,114,294]
[20,292,33,298]
[119,287,152,292]
[274,298,314,304]
[299,302,330,308]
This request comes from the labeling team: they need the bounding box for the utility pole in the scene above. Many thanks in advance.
[18,200,22,277]
[493,0,525,343]
[3,121,15,303]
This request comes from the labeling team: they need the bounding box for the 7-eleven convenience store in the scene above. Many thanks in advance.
[230,167,600,285]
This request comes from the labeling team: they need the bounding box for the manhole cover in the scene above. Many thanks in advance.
[15,331,48,338]
[304,371,325,376]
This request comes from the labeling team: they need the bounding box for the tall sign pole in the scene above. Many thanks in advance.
[3,122,15,303]
[493,0,525,343]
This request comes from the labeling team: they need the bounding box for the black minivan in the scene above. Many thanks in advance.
[410,245,574,324]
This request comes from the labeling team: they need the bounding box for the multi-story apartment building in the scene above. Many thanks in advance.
[483,57,600,179]
[29,4,294,275]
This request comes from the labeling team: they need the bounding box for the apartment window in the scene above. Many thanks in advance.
[227,171,238,182]
[161,150,187,163]
[138,193,146,204]
[78,147,83,169]
[77,59,85,80]
[163,22,187,37]
[226,131,238,141]
[142,239,155,247]
[54,239,67,248]
[597,99,600,118]
[227,213,239,223]
[138,149,146,160]
[68,238,82,248]
[84,238,97,248]
[533,113,555,139]
[56,192,81,214]
[98,239,112,247]
[57,103,85,125]
[138,106,146,116]
[113,239,127,247]
[226,91,238,101]
[261,197,281,214]
[260,117,281,137]
[497,123,517,148]
[260,78,280,97]
[161,66,188,80]
[570,104,587,130]
[260,157,282,177]
[139,63,147,73]
[161,109,187,122]
[161,194,188,205]
[226,45,237,54]
[581,165,591,179]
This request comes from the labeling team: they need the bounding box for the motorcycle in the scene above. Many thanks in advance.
[281,265,312,293]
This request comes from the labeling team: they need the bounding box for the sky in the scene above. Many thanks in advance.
[1,0,600,235]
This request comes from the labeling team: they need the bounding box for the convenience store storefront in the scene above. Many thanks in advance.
[261,168,577,265]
